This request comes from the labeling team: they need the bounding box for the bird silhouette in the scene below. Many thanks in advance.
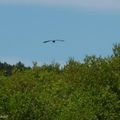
[43,39,64,43]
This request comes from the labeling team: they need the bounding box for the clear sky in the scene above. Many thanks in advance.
[0,0,120,66]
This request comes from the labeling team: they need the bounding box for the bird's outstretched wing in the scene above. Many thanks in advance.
[43,40,51,43]
[55,39,64,42]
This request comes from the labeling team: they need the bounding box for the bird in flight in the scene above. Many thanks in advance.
[43,39,64,43]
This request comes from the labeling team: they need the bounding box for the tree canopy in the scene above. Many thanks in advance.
[0,43,120,120]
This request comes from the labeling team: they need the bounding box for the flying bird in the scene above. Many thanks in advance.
[43,39,64,43]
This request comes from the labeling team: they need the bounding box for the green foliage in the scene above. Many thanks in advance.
[112,43,120,57]
[0,43,120,120]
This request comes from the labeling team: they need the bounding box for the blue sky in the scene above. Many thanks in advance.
[0,1,120,66]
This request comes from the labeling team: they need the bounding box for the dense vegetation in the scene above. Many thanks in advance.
[0,44,120,120]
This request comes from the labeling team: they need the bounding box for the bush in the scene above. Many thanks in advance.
[0,43,120,120]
